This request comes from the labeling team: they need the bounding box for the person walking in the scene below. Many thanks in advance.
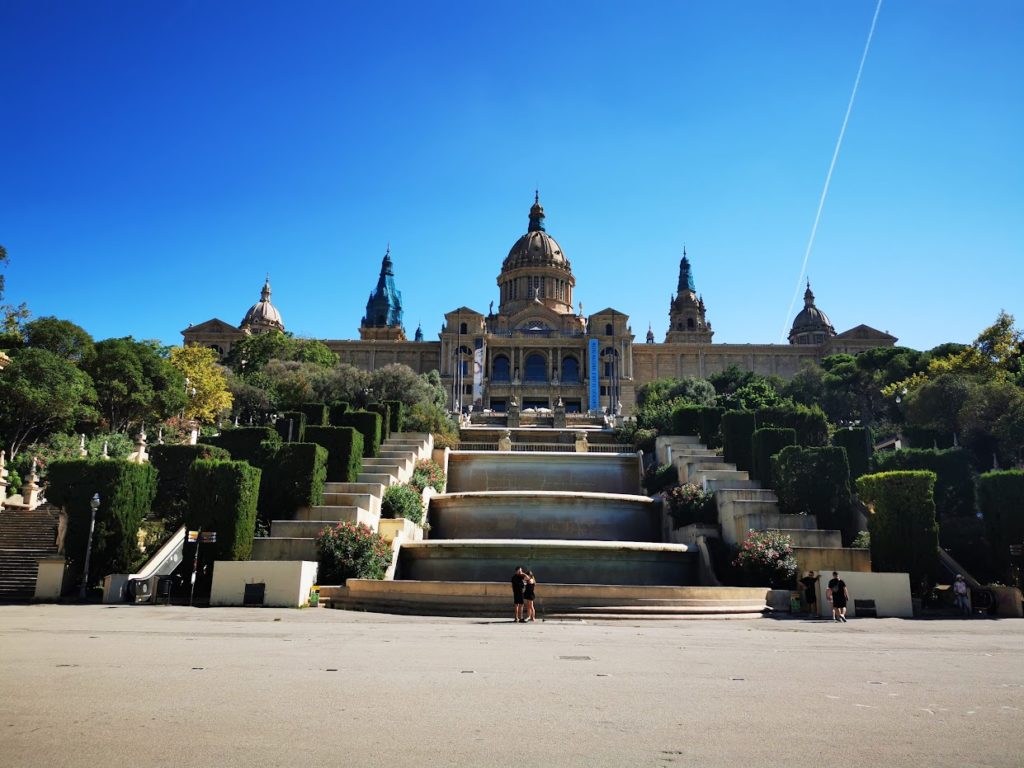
[953,574,971,617]
[511,566,526,623]
[523,570,537,622]
[799,570,820,617]
[828,571,849,623]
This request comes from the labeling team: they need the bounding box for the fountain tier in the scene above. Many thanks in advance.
[446,451,642,495]
[396,540,696,586]
[428,491,658,541]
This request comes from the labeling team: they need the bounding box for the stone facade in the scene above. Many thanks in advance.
[183,196,896,414]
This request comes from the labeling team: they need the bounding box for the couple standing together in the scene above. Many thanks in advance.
[511,566,536,622]
[800,570,850,622]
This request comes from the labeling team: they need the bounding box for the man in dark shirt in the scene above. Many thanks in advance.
[799,570,820,617]
[828,571,849,623]
[511,566,526,623]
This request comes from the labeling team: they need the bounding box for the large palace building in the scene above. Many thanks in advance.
[183,195,896,414]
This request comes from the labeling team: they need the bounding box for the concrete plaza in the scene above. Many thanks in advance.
[1,605,1021,768]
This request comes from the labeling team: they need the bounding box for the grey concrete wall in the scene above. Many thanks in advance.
[428,492,659,542]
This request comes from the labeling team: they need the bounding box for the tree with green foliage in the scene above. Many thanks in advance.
[0,348,98,456]
[0,244,30,345]
[224,330,337,374]
[84,337,187,433]
[773,445,853,538]
[634,376,716,432]
[22,316,95,363]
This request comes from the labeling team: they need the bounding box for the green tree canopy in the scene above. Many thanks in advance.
[0,347,98,456]
[23,316,95,363]
[84,337,187,433]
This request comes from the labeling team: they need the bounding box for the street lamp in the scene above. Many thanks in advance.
[80,493,100,600]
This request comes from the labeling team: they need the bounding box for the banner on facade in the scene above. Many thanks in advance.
[472,339,485,405]
[588,338,599,412]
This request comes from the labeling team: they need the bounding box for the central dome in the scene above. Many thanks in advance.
[501,194,571,272]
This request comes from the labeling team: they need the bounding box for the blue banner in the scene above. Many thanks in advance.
[588,338,599,412]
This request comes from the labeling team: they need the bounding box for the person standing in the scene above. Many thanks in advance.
[828,571,849,623]
[953,574,971,617]
[523,570,537,622]
[799,570,820,617]
[511,566,526,623]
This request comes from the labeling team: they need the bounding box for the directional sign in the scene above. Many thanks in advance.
[187,530,199,543]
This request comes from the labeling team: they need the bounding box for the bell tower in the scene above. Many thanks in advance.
[665,248,712,343]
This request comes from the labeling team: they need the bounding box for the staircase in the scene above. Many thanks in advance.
[0,505,58,601]
[659,436,869,574]
[250,433,434,561]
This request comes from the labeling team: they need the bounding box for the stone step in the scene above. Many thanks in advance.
[692,468,749,483]
[357,472,397,486]
[677,457,726,484]
[250,537,318,562]
[296,506,379,527]
[270,519,375,538]
[768,529,842,549]
[323,481,386,497]
[321,492,378,512]
[361,459,410,480]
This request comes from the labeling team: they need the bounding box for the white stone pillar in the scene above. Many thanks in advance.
[0,450,8,511]
[24,457,41,510]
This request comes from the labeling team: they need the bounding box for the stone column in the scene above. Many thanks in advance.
[24,458,41,510]
[553,400,566,429]
[78,434,88,457]
[574,431,589,453]
[507,399,520,428]
[498,430,512,452]
[0,450,8,511]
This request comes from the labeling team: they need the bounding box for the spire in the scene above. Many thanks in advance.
[528,191,546,232]
[677,248,696,294]
[804,279,815,307]
[646,323,655,344]
[381,244,394,276]
[414,323,424,342]
[362,246,404,330]
[261,274,272,302]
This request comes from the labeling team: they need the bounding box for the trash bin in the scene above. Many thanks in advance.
[126,578,152,604]
[155,576,174,605]
[309,585,320,607]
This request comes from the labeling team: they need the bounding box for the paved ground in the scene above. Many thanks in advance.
[1,605,1022,768]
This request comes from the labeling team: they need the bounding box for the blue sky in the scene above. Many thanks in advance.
[1,1,1021,352]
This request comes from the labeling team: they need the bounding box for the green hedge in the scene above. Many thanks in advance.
[670,405,724,448]
[368,403,391,441]
[201,427,281,467]
[772,445,852,538]
[305,426,364,482]
[721,411,756,471]
[149,444,230,524]
[751,428,796,488]
[833,427,871,481]
[381,484,424,524]
[300,402,329,428]
[259,442,328,521]
[755,404,829,447]
[185,459,261,561]
[383,400,404,433]
[45,459,158,589]
[275,411,307,443]
[328,401,351,425]
[333,411,382,458]
[644,463,678,495]
[857,470,939,593]
[977,470,1024,582]
[872,448,975,518]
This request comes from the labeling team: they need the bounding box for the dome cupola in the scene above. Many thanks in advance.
[788,280,836,345]
[240,276,285,333]
[497,192,576,318]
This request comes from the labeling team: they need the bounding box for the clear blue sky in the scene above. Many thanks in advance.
[2,1,1021,352]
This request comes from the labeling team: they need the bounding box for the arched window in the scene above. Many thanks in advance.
[524,353,547,382]
[492,355,511,382]
[459,322,468,335]
[561,356,580,383]
[687,317,695,329]
[605,323,613,336]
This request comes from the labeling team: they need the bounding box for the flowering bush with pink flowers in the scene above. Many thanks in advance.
[731,529,798,588]
[316,521,391,584]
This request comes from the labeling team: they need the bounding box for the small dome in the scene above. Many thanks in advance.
[789,281,835,344]
[240,277,284,332]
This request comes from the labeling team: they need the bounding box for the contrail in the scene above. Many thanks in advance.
[780,0,884,341]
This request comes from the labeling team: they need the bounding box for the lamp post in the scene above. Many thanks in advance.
[80,493,100,599]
